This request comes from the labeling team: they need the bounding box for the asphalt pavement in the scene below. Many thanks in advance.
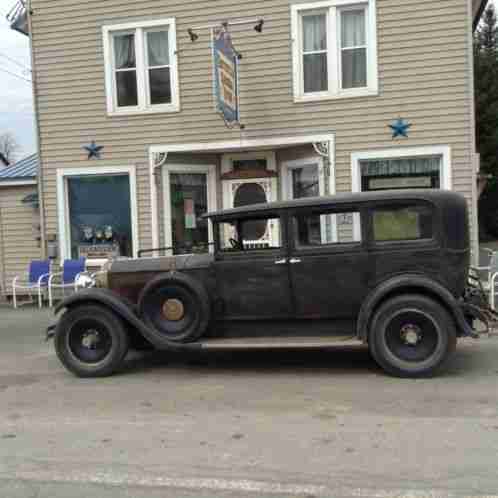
[1,305,498,498]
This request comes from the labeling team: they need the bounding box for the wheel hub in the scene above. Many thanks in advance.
[162,298,185,321]
[400,324,422,346]
[81,330,100,349]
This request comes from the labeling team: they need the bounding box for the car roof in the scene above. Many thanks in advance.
[205,189,464,220]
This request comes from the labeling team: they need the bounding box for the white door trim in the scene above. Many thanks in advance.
[221,151,277,175]
[56,165,139,265]
[162,163,217,255]
[280,156,325,201]
[149,133,336,254]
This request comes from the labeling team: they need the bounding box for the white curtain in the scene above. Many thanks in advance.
[303,14,327,52]
[147,30,169,67]
[114,34,135,69]
[302,14,328,92]
[341,10,366,48]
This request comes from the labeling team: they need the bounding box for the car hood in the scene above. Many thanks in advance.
[107,253,214,274]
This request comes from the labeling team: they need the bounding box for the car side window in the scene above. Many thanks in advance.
[372,204,433,242]
[218,216,282,253]
[292,210,362,248]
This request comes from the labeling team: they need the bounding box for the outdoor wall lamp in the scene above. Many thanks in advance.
[187,17,265,42]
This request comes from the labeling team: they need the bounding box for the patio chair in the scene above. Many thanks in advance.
[48,258,86,307]
[12,259,51,309]
[473,249,498,310]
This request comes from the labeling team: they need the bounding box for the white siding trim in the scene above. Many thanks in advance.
[291,0,378,103]
[0,180,37,187]
[56,165,139,264]
[162,163,217,255]
[103,18,180,116]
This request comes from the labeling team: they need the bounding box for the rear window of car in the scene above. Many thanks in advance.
[372,204,433,242]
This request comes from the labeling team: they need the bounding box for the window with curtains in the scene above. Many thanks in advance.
[292,1,377,101]
[104,19,179,114]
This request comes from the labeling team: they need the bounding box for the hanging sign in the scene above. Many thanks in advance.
[212,28,240,126]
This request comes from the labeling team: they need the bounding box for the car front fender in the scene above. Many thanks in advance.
[357,274,477,342]
[52,288,201,352]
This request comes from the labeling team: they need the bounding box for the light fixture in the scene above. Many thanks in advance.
[254,19,264,33]
[188,28,199,42]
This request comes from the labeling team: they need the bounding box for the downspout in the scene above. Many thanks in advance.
[26,0,47,259]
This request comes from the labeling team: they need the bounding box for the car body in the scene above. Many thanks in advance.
[49,189,483,378]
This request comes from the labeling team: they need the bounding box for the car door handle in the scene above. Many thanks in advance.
[275,258,287,265]
[289,258,302,264]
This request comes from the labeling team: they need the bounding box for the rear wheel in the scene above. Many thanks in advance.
[54,305,129,378]
[369,294,456,378]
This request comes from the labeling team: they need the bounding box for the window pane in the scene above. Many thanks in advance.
[373,205,433,242]
[342,48,366,88]
[292,166,320,198]
[170,173,209,254]
[303,53,328,92]
[114,34,136,69]
[147,30,169,66]
[219,217,282,252]
[116,71,138,107]
[302,14,327,52]
[293,210,361,247]
[341,10,366,48]
[149,67,172,104]
[67,175,133,259]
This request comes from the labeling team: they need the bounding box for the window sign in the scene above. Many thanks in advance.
[213,28,240,126]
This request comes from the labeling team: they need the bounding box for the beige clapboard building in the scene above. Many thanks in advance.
[7,0,488,267]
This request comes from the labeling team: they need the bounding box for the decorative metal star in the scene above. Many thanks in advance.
[389,118,412,139]
[83,141,104,159]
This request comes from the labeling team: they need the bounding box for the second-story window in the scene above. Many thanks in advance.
[104,19,180,115]
[292,1,378,102]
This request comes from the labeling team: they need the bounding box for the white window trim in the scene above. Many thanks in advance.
[350,145,452,240]
[56,165,139,266]
[103,18,180,117]
[291,0,378,103]
[281,156,326,201]
[162,163,217,256]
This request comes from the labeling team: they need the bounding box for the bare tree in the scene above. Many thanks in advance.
[0,132,21,164]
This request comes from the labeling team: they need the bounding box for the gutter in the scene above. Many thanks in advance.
[26,0,47,259]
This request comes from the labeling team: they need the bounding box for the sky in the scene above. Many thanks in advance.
[0,0,497,163]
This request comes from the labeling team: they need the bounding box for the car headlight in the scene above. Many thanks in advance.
[76,274,96,289]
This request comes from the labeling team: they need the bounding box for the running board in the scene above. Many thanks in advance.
[197,335,359,350]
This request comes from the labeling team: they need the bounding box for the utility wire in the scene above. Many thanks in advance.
[0,52,31,72]
[0,67,32,83]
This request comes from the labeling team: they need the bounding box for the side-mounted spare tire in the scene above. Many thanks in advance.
[138,272,211,343]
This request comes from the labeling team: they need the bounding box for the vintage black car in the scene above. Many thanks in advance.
[49,190,485,378]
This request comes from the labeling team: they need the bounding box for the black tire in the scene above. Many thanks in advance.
[138,272,211,343]
[369,294,457,378]
[54,305,130,378]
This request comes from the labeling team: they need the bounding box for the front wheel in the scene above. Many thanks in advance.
[54,305,130,378]
[369,294,456,378]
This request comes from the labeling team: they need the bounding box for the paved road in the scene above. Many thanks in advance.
[1,306,498,498]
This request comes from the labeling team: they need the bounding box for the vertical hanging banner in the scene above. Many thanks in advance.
[212,28,240,127]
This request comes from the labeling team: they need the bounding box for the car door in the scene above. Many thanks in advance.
[214,212,292,319]
[288,206,370,319]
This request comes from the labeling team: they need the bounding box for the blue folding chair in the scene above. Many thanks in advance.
[48,258,86,307]
[12,260,51,309]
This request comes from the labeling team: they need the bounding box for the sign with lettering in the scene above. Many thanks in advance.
[213,28,240,126]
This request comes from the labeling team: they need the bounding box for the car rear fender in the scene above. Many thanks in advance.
[53,288,200,352]
[357,275,476,342]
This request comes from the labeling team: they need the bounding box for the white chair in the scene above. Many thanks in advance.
[48,258,86,307]
[474,249,498,310]
[12,260,51,309]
